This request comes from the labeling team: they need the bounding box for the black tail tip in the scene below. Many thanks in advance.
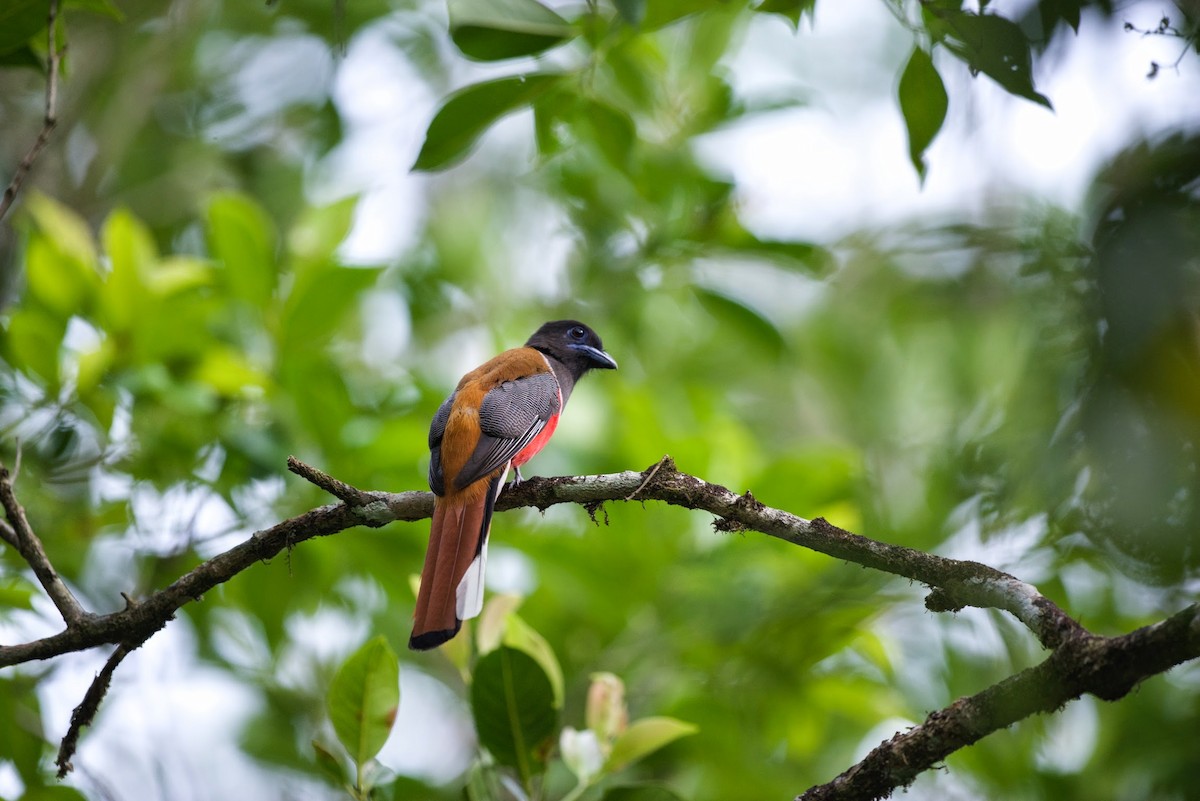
[409,624,461,651]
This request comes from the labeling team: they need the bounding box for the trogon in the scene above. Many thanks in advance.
[410,320,617,650]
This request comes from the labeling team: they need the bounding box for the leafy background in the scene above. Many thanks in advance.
[1,0,1199,799]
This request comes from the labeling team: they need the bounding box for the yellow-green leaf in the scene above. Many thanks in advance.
[605,717,698,772]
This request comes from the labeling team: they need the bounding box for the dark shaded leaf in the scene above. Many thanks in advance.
[413,74,562,171]
[613,0,646,27]
[471,646,557,775]
[0,0,45,56]
[694,288,787,357]
[754,0,817,28]
[64,0,124,20]
[940,11,1052,108]
[898,46,949,182]
[449,0,574,61]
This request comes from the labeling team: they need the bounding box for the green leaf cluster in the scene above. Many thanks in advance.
[2,1,1199,800]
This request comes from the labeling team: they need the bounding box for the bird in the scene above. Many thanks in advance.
[410,320,617,650]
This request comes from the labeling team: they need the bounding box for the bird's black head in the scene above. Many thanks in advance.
[526,320,617,378]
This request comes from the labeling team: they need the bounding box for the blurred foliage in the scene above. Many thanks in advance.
[1,0,1199,800]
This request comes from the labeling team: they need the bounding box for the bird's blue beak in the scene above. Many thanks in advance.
[570,343,618,370]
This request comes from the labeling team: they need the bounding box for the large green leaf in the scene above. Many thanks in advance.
[476,596,564,706]
[937,11,1052,108]
[206,192,278,307]
[898,46,949,183]
[0,0,45,56]
[413,74,562,171]
[3,307,66,387]
[471,646,558,777]
[448,0,575,61]
[326,636,400,768]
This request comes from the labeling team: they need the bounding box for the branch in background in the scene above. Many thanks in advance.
[0,456,1196,801]
[797,602,1200,801]
[0,0,63,223]
[55,635,150,778]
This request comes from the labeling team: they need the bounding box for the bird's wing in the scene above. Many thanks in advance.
[454,371,561,490]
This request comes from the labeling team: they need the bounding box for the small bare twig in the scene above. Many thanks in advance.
[0,461,88,625]
[287,454,375,506]
[0,0,63,222]
[625,454,668,501]
[55,636,149,778]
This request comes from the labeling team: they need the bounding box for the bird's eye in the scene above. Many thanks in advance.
[570,326,586,339]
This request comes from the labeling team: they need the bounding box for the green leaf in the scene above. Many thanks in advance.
[279,265,380,355]
[613,0,646,27]
[288,195,360,269]
[312,739,350,787]
[471,646,558,776]
[99,208,157,333]
[0,0,46,56]
[0,576,37,611]
[693,288,786,357]
[64,0,125,20]
[0,676,44,782]
[1037,0,1080,38]
[326,636,400,768]
[940,12,1052,108]
[605,717,698,771]
[640,0,723,30]
[754,0,817,29]
[3,307,65,387]
[448,0,574,61]
[207,192,278,307]
[898,46,949,183]
[600,787,686,801]
[503,613,565,708]
[413,74,562,171]
[0,44,39,68]
[24,193,99,273]
[18,787,90,801]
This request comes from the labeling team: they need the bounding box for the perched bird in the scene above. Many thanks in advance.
[410,321,617,650]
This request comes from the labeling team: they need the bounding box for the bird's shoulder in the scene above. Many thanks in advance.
[457,346,553,392]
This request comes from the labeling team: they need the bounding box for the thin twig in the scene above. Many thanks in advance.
[0,461,88,625]
[0,0,63,222]
[287,454,374,506]
[55,636,149,778]
[625,454,668,501]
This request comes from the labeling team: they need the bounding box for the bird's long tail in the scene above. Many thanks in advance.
[410,469,506,650]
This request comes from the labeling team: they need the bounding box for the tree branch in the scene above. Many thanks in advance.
[0,0,63,223]
[0,461,88,625]
[796,603,1200,801]
[55,634,150,778]
[0,455,1195,801]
